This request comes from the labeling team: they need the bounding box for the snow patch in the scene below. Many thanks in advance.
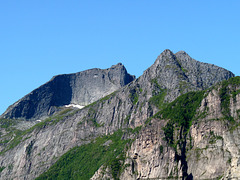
[65,104,85,109]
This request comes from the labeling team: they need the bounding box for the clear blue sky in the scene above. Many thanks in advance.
[1,0,240,115]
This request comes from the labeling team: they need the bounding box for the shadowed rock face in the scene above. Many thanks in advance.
[0,63,135,121]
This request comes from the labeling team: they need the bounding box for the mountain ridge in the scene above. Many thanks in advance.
[1,63,135,121]
[0,49,238,180]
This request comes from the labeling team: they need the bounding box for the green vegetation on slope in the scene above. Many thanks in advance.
[0,118,17,129]
[36,130,131,180]
[154,91,205,179]
[149,78,167,109]
[129,88,139,105]
[152,77,240,152]
[149,89,166,109]
[219,77,240,122]
[0,166,5,173]
[0,108,77,155]
[156,91,205,147]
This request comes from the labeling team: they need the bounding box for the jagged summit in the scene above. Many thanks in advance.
[175,50,192,60]
[175,50,188,55]
[141,49,234,101]
[161,49,174,55]
[155,49,175,62]
[105,62,135,86]
[110,62,123,68]
[1,63,135,121]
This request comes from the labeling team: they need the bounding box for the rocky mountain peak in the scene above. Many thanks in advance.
[1,63,135,121]
[175,50,191,61]
[140,49,234,102]
[110,62,123,68]
[161,49,174,56]
[175,50,188,55]
[106,63,135,87]
[153,49,176,66]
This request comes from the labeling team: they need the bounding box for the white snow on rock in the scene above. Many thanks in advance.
[64,104,85,109]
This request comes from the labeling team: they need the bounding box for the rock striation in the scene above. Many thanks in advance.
[0,63,135,121]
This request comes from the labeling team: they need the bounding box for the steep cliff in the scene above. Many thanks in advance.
[0,49,236,180]
[1,63,135,121]
[120,77,240,179]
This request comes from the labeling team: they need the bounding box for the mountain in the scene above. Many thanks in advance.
[117,77,240,179]
[0,63,135,121]
[139,49,234,101]
[0,49,238,180]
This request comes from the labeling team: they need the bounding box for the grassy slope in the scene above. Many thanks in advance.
[36,130,131,180]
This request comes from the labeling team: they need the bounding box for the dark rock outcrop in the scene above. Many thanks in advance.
[0,63,135,121]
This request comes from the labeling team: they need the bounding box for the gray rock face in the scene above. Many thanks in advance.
[0,63,135,121]
[175,50,233,89]
[120,81,240,179]
[140,49,234,102]
[0,49,236,179]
